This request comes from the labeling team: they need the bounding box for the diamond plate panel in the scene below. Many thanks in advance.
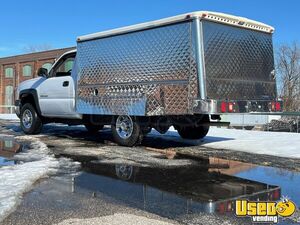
[76,21,197,115]
[202,21,276,100]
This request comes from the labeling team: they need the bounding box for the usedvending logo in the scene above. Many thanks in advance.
[235,197,296,223]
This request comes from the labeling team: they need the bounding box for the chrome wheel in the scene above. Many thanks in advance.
[115,165,133,180]
[115,115,133,139]
[22,109,33,129]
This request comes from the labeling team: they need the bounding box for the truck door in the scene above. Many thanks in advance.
[38,52,81,119]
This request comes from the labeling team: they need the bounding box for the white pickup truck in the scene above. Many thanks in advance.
[15,11,281,146]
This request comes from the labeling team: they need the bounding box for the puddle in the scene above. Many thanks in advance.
[69,160,280,217]
[53,155,300,223]
[0,137,23,167]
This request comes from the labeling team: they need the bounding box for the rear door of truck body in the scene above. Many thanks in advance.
[200,20,276,104]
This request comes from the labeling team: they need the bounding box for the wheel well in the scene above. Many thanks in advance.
[20,94,39,114]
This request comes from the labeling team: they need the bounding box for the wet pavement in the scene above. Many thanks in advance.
[76,161,278,213]
[0,121,300,224]
[0,137,22,167]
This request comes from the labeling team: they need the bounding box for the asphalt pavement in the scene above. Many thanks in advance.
[0,120,299,225]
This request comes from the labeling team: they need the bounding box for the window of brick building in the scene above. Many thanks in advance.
[4,140,13,148]
[5,68,14,78]
[42,63,53,72]
[5,86,14,106]
[23,65,32,77]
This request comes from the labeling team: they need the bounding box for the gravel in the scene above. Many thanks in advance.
[54,213,176,225]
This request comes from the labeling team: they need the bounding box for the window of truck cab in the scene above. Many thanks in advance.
[48,53,76,78]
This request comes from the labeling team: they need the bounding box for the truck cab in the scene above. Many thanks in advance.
[15,50,97,137]
[16,50,80,120]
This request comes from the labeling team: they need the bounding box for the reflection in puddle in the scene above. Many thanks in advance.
[0,137,23,167]
[70,160,280,217]
[0,157,14,166]
[235,166,300,207]
[209,157,300,207]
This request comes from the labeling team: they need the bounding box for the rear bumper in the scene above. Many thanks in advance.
[193,99,283,114]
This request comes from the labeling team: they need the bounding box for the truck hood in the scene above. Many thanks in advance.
[18,77,45,92]
[17,77,46,100]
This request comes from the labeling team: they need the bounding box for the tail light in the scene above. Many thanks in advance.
[218,201,234,214]
[271,102,275,111]
[227,201,232,211]
[270,101,281,112]
[218,202,225,214]
[273,189,280,200]
[221,102,235,113]
[228,102,234,113]
[275,102,281,111]
[221,102,227,113]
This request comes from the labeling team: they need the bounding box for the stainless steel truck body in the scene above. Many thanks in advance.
[75,11,277,116]
[16,11,281,146]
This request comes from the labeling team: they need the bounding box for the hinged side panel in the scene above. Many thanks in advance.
[75,21,198,116]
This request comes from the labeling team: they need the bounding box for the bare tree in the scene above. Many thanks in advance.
[276,42,300,112]
[23,44,53,53]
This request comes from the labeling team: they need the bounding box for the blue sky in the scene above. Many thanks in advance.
[0,0,299,57]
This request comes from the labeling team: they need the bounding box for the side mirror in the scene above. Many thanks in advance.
[37,68,48,77]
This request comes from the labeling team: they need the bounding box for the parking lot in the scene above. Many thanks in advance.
[0,120,299,225]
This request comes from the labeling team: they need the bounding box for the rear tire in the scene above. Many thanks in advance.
[176,115,209,140]
[85,124,104,133]
[20,103,43,134]
[111,115,143,147]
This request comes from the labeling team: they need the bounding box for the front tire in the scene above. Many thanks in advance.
[20,103,43,134]
[111,115,143,147]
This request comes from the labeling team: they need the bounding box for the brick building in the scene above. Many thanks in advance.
[0,47,75,113]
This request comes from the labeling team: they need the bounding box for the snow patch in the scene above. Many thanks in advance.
[155,127,300,158]
[0,114,19,121]
[204,128,300,158]
[0,135,80,222]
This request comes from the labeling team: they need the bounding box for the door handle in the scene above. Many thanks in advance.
[63,81,69,87]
